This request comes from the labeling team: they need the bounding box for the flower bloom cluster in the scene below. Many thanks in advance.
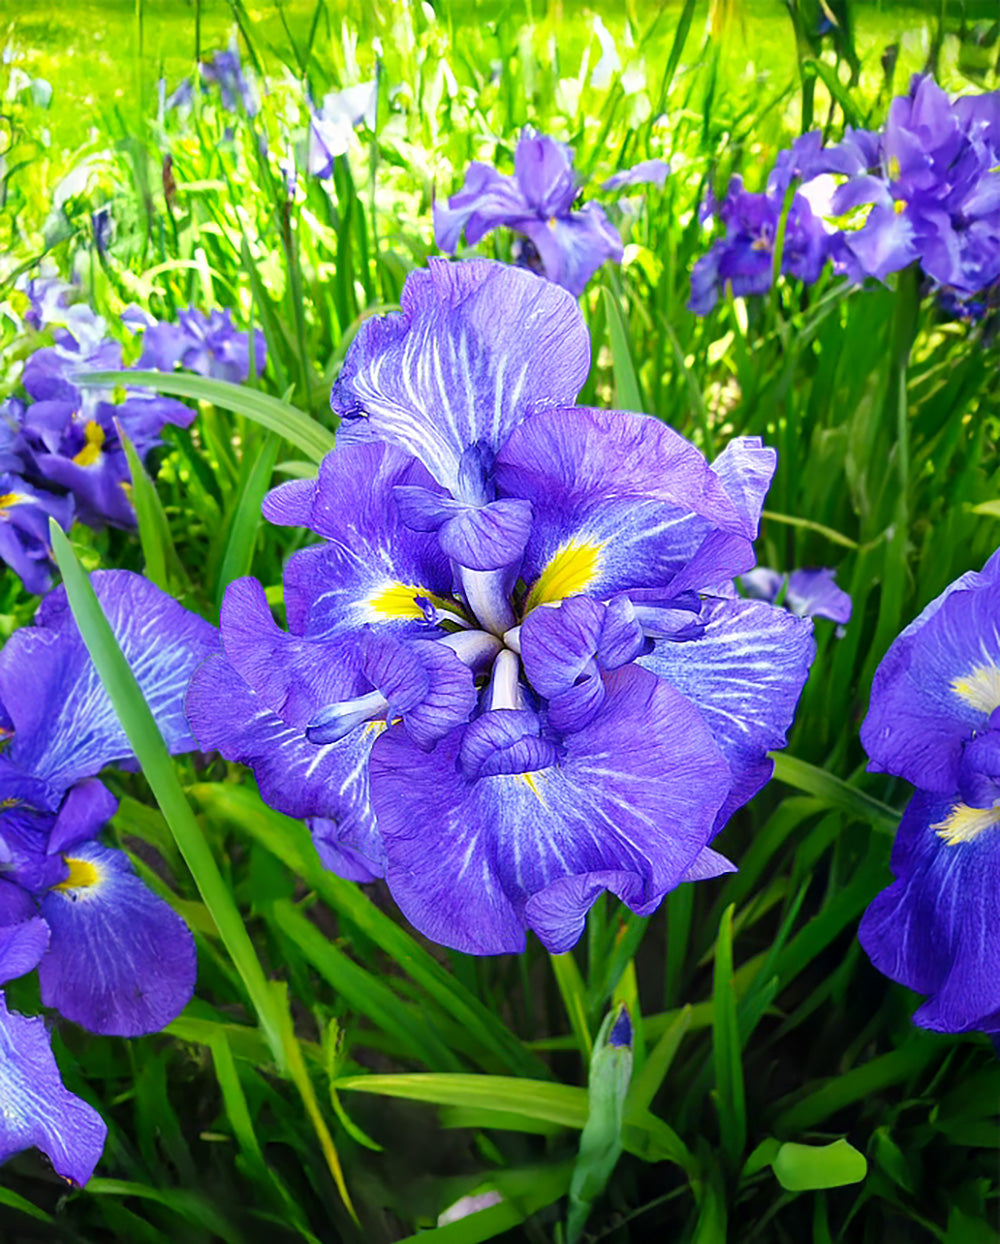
[690,76,1000,315]
[0,284,264,595]
[0,571,216,1184]
[434,130,668,297]
[163,41,258,117]
[859,548,1000,1036]
[188,259,814,955]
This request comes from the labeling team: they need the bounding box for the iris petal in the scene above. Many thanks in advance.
[0,992,107,1186]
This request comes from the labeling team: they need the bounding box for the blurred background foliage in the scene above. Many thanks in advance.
[0,0,999,1241]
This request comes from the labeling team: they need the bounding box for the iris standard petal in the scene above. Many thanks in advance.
[369,665,730,954]
[38,841,196,1037]
[46,779,118,856]
[331,259,590,494]
[513,131,578,218]
[0,570,217,791]
[495,406,749,604]
[861,574,1000,791]
[0,992,107,1186]
[638,596,815,830]
[858,790,1000,1033]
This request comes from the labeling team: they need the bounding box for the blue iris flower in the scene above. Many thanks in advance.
[434,130,627,297]
[136,306,267,385]
[860,548,1000,1035]
[188,258,815,956]
[0,570,217,1184]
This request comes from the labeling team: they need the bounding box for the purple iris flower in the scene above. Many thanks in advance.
[200,42,258,116]
[16,269,75,330]
[0,570,217,1183]
[139,307,267,384]
[434,131,624,297]
[859,548,1000,1035]
[771,78,1000,295]
[689,175,832,315]
[14,307,195,529]
[187,259,814,955]
[308,80,377,179]
[740,566,852,626]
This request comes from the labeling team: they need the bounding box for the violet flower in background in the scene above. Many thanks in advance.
[859,548,1000,1036]
[200,41,258,116]
[693,77,1000,313]
[689,172,831,315]
[0,475,74,595]
[602,159,671,192]
[139,307,267,384]
[0,570,217,1183]
[740,566,852,626]
[434,130,624,297]
[188,258,815,956]
[308,80,377,179]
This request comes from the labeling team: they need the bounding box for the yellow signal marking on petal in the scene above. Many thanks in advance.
[932,802,1000,846]
[525,539,606,611]
[72,420,105,467]
[1,796,20,808]
[0,491,30,513]
[516,771,549,805]
[893,198,908,214]
[951,663,1000,715]
[54,856,101,891]
[364,583,452,621]
[888,156,901,181]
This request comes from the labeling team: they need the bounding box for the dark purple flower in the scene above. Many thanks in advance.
[859,548,1000,1034]
[187,259,814,954]
[434,131,624,297]
[689,176,831,314]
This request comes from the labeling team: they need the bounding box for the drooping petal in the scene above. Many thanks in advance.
[38,841,196,1037]
[308,816,384,882]
[369,665,730,954]
[263,444,454,642]
[861,572,1000,791]
[186,652,382,854]
[495,407,751,604]
[638,596,815,829]
[330,259,590,494]
[785,568,852,625]
[602,159,671,192]
[0,992,107,1186]
[0,570,217,791]
[858,791,1000,1033]
[519,203,624,298]
[46,779,118,857]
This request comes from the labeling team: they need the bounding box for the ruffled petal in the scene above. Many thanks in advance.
[859,791,1000,1033]
[330,259,590,494]
[638,596,815,829]
[861,573,1000,791]
[0,570,217,791]
[38,841,196,1037]
[0,992,107,1186]
[495,407,752,604]
[369,665,730,954]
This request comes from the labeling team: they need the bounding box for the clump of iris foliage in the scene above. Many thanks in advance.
[1,0,999,1240]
